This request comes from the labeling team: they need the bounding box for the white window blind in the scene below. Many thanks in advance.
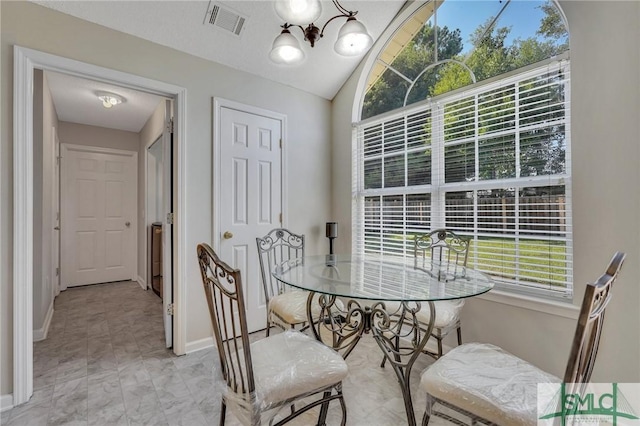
[353,61,572,299]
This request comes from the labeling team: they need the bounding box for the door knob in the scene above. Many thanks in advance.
[54,226,60,230]
[223,231,233,239]
[125,221,131,227]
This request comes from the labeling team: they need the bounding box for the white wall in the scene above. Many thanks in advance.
[331,0,640,382]
[1,1,332,396]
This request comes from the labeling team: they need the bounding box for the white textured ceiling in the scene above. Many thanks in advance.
[33,0,405,100]
[46,71,165,133]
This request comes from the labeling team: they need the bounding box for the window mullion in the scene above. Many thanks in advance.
[514,82,521,285]
[515,189,521,283]
[474,94,479,184]
[472,93,480,268]
[515,82,521,178]
[432,103,445,228]
[381,122,386,188]
[377,195,383,253]
[403,116,408,257]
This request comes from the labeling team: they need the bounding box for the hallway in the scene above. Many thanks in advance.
[2,281,218,425]
[2,281,449,426]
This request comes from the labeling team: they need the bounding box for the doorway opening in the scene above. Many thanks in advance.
[13,46,187,406]
[144,99,175,347]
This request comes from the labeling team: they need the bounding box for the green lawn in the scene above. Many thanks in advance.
[469,237,568,286]
[382,233,569,286]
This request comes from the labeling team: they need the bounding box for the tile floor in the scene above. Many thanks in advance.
[1,281,455,426]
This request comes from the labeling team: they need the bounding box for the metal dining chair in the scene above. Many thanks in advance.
[256,228,320,336]
[384,229,471,361]
[197,243,348,426]
[419,252,626,426]
[414,229,470,358]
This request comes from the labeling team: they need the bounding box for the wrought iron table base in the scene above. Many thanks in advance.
[307,292,436,426]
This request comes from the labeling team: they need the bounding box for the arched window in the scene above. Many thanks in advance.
[353,0,572,298]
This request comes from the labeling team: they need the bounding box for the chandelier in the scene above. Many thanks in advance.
[270,0,373,65]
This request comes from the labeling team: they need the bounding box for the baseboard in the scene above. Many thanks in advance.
[136,276,147,290]
[33,301,54,342]
[185,336,214,354]
[0,394,13,413]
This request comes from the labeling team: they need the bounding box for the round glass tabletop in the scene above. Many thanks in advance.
[272,254,494,302]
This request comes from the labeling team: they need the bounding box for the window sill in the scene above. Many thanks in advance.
[476,289,580,320]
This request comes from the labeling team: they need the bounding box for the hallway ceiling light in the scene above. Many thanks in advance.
[97,92,124,109]
[270,0,373,65]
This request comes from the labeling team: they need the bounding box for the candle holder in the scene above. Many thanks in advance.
[326,222,338,255]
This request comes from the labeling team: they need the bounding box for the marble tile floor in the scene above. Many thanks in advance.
[2,281,456,426]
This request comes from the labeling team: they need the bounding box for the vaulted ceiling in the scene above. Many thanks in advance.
[35,1,405,100]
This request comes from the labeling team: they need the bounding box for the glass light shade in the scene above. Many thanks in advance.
[334,18,373,56]
[274,0,322,25]
[269,30,305,65]
[98,94,122,108]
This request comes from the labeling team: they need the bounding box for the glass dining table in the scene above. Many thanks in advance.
[272,253,494,426]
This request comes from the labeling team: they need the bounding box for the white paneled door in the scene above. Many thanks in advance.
[219,106,283,333]
[61,145,137,288]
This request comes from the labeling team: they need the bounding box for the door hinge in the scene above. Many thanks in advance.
[167,118,174,133]
[279,139,282,148]
[55,267,59,277]
[279,213,282,223]
[166,212,174,225]
[56,156,61,165]
[167,303,175,316]
[56,212,60,222]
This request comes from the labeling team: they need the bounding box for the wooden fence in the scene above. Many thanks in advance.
[366,195,567,237]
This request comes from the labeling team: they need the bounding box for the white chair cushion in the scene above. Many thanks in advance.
[385,300,464,329]
[420,342,560,426]
[269,291,321,325]
[251,331,348,407]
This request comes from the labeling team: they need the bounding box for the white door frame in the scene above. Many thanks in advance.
[212,97,289,252]
[13,45,188,405]
[60,143,138,287]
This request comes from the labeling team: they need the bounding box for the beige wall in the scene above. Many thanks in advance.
[332,0,640,382]
[33,70,45,332]
[138,100,166,285]
[41,73,59,333]
[1,1,332,396]
[58,122,140,152]
[32,70,59,336]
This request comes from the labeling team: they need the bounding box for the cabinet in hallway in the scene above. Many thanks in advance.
[151,222,163,299]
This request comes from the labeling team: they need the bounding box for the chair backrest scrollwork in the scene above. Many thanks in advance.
[256,228,305,304]
[414,229,470,276]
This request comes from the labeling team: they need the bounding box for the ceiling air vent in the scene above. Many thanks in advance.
[204,2,246,36]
